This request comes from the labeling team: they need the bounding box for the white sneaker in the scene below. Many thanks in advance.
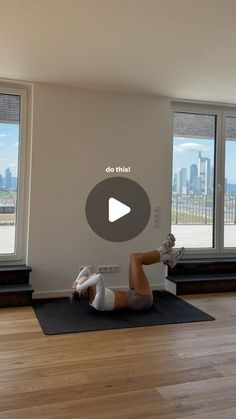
[78,266,92,279]
[166,247,185,269]
[163,233,176,252]
[72,266,92,290]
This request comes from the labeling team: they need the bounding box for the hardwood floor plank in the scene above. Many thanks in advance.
[0,350,233,384]
[157,376,236,400]
[178,388,236,417]
[0,366,222,399]
[181,406,236,419]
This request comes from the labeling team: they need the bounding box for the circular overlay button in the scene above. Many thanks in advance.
[85,177,151,242]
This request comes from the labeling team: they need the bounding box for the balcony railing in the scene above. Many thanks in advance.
[172,194,236,224]
[0,191,16,225]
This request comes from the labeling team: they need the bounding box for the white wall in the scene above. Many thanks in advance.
[28,84,172,297]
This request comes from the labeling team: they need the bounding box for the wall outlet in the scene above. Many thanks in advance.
[97,265,120,273]
[153,205,160,228]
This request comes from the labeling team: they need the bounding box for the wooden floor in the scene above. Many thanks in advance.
[0,293,236,419]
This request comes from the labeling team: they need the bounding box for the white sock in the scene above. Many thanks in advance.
[157,247,169,261]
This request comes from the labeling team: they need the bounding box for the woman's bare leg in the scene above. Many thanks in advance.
[128,245,185,295]
[129,250,161,295]
[129,256,135,290]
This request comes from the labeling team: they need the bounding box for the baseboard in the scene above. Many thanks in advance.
[165,279,177,295]
[33,290,72,299]
[33,283,165,300]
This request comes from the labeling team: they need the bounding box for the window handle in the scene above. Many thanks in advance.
[217,184,222,193]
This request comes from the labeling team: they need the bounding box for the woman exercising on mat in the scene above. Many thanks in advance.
[71,234,185,312]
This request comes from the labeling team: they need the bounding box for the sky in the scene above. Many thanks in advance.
[0,123,19,177]
[173,137,236,184]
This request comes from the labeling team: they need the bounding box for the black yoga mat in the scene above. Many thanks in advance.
[33,291,215,335]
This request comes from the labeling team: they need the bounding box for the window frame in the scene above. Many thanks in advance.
[0,84,30,264]
[171,100,236,257]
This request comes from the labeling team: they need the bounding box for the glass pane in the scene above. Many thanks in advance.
[172,112,216,248]
[224,116,236,248]
[0,94,20,254]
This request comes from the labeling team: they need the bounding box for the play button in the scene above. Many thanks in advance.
[85,177,151,242]
[108,198,131,222]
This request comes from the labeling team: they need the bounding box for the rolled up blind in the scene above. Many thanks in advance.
[0,93,20,124]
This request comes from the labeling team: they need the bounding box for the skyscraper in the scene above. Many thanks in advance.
[190,164,198,193]
[173,173,177,193]
[177,168,187,194]
[198,152,210,195]
[190,164,198,183]
[5,167,12,190]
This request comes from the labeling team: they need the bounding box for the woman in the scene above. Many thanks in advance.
[71,234,185,311]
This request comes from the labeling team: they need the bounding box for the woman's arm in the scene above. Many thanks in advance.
[75,273,104,295]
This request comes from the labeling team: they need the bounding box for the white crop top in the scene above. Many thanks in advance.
[90,288,115,311]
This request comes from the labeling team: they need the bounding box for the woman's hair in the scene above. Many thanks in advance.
[69,288,89,303]
[69,275,90,303]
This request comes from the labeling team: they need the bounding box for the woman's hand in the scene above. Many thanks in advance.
[72,279,79,290]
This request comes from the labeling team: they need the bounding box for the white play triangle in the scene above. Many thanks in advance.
[108,197,131,223]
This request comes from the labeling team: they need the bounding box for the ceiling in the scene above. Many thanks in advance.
[1,0,236,103]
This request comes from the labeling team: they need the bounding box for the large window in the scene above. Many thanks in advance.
[224,115,236,248]
[0,87,28,262]
[172,104,236,255]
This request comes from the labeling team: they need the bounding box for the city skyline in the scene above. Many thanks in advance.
[173,150,214,195]
[0,166,17,190]
[173,137,236,189]
[0,123,19,178]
